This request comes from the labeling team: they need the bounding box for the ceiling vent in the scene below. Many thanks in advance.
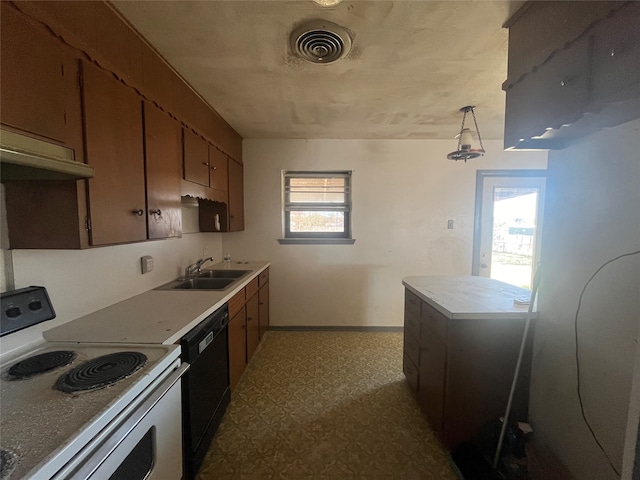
[290,20,352,64]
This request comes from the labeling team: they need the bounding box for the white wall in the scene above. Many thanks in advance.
[531,118,640,479]
[0,199,223,359]
[223,139,546,328]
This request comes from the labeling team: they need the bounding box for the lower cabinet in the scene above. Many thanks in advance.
[226,268,270,392]
[227,291,246,392]
[245,293,260,362]
[403,288,531,449]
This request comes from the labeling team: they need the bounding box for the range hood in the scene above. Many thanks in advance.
[0,129,94,181]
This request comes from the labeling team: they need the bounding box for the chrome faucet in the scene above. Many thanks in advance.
[196,257,214,272]
[185,257,214,278]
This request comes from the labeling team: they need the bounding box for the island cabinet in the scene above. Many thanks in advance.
[402,276,534,450]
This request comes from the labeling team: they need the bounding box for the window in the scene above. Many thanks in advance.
[279,171,354,244]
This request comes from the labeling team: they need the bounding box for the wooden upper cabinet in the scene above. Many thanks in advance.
[228,159,245,231]
[82,61,146,246]
[183,128,210,187]
[0,3,81,150]
[503,1,638,150]
[208,145,229,193]
[143,102,182,239]
[590,1,640,105]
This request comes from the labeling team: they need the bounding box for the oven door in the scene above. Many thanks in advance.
[53,361,188,480]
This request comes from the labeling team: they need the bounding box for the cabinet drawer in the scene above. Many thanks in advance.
[402,353,419,393]
[228,289,246,318]
[245,277,259,300]
[404,329,420,368]
[258,268,269,287]
[404,310,420,341]
[405,290,421,318]
[418,333,446,435]
[420,302,447,342]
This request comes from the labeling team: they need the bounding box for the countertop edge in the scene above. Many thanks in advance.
[402,276,537,320]
[43,261,271,345]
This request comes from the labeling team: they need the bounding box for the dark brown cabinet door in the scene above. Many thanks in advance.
[228,159,244,231]
[590,2,640,105]
[246,293,260,362]
[0,3,67,143]
[258,283,270,339]
[208,145,229,193]
[143,102,182,239]
[417,334,446,436]
[82,61,146,245]
[183,128,210,187]
[228,307,247,392]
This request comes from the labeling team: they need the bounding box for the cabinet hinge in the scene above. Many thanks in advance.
[85,216,91,231]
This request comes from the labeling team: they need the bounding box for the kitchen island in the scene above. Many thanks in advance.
[402,275,535,449]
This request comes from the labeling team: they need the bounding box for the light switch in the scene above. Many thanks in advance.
[447,219,454,229]
[141,255,154,274]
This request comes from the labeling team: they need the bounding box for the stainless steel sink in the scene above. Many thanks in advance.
[197,269,250,279]
[155,277,236,291]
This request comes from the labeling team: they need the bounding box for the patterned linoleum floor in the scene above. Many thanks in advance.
[197,331,458,479]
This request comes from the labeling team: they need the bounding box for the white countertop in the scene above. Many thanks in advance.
[44,261,269,345]
[402,275,535,320]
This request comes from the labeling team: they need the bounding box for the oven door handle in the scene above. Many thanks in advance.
[52,362,190,480]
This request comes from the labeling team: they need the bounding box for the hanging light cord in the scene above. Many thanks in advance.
[574,249,640,478]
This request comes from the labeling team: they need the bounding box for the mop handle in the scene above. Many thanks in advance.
[492,264,543,469]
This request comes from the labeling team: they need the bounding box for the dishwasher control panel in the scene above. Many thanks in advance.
[1,286,56,337]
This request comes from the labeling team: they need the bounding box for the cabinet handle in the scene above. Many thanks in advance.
[132,209,144,216]
[202,162,209,166]
[210,166,217,170]
[149,209,162,216]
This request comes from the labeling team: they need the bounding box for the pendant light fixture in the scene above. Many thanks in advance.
[447,106,485,162]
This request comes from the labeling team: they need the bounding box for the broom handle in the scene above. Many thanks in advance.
[492,264,542,469]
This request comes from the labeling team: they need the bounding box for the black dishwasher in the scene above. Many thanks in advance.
[181,304,230,480]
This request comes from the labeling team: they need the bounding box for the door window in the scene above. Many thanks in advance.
[473,171,546,290]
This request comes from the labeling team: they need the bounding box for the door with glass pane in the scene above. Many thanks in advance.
[474,172,545,290]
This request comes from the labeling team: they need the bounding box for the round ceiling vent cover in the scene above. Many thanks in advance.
[290,20,352,64]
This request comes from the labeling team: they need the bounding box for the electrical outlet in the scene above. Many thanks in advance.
[447,219,454,229]
[203,244,213,257]
[141,255,154,274]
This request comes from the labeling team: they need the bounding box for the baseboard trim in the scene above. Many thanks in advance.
[268,326,403,332]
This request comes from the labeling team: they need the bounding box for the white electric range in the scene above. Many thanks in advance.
[0,287,187,480]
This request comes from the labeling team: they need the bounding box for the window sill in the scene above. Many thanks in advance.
[278,238,356,245]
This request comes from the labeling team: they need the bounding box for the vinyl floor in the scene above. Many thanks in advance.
[197,330,458,479]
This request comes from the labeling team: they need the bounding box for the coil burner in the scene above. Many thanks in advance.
[8,351,77,380]
[55,351,147,393]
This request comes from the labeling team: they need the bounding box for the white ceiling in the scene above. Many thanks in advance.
[113,1,524,140]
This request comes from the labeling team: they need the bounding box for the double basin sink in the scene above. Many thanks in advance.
[155,269,250,291]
